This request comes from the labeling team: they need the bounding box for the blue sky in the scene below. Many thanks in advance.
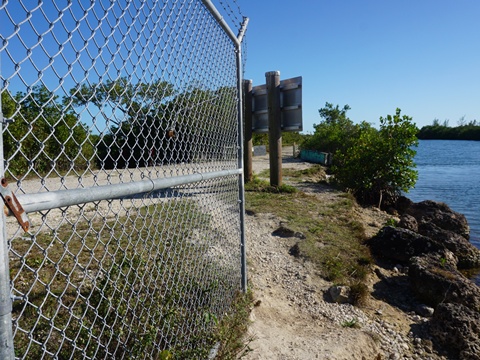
[240,0,480,132]
[2,1,478,133]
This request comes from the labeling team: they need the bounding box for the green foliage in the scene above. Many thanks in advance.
[252,133,268,146]
[282,131,305,146]
[1,89,16,117]
[385,218,398,227]
[3,79,238,174]
[71,77,176,168]
[302,103,360,154]
[215,290,255,359]
[2,87,95,176]
[306,103,418,207]
[341,317,360,328]
[252,131,305,147]
[335,108,418,206]
[70,77,176,116]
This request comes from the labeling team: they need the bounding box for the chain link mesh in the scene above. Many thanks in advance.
[1,0,246,358]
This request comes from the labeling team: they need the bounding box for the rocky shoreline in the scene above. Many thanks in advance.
[368,197,480,360]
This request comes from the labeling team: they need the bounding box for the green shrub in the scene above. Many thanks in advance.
[334,108,418,207]
[304,103,418,208]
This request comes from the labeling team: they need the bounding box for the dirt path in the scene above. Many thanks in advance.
[243,148,445,360]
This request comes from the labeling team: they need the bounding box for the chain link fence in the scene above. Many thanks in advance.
[0,0,248,358]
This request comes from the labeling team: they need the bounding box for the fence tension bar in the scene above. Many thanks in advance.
[0,178,30,232]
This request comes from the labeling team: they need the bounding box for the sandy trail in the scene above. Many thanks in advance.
[243,148,442,360]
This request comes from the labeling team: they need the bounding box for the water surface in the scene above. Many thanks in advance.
[406,140,480,284]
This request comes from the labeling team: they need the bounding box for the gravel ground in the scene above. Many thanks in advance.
[243,148,447,360]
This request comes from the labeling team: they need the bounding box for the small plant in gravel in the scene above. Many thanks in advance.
[341,317,360,328]
[385,218,398,227]
[439,257,447,268]
[349,282,370,306]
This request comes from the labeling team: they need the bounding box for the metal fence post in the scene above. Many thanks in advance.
[266,71,282,186]
[203,0,249,293]
[0,101,15,359]
[237,20,249,293]
[243,79,253,183]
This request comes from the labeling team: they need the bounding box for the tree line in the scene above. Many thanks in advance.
[2,86,95,176]
[417,118,480,140]
[1,80,236,176]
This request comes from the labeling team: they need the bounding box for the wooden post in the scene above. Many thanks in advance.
[243,79,253,182]
[266,71,282,186]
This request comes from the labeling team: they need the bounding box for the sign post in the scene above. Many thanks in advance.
[244,72,302,186]
[266,71,282,186]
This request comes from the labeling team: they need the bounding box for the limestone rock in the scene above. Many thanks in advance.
[397,214,418,232]
[368,226,443,263]
[408,251,480,310]
[430,303,480,360]
[418,222,480,268]
[414,304,434,317]
[404,200,470,239]
[289,243,301,257]
[328,285,352,304]
[368,200,480,269]
[272,226,306,239]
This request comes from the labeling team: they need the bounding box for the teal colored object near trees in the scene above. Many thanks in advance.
[300,150,332,166]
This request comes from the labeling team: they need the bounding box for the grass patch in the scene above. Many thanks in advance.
[10,199,247,359]
[245,176,297,193]
[282,165,326,179]
[215,290,255,359]
[384,218,398,227]
[350,282,370,306]
[245,187,372,287]
[254,165,327,184]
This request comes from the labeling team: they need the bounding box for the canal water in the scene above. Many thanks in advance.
[406,140,480,284]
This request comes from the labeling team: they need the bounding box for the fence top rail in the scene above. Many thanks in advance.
[202,0,248,46]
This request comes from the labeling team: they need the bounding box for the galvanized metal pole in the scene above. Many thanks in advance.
[0,95,15,359]
[236,25,249,294]
[266,71,282,186]
[201,0,241,47]
[202,0,249,292]
[243,79,253,183]
[15,169,242,215]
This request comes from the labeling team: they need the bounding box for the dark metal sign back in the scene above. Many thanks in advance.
[251,76,302,133]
